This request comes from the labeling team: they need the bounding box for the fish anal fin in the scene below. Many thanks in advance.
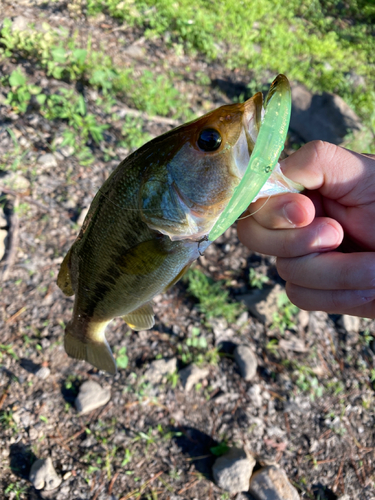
[64,321,117,375]
[57,247,74,296]
[123,302,155,331]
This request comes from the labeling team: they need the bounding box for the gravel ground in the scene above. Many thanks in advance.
[1,2,375,499]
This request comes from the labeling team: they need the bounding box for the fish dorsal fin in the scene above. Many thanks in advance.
[57,247,74,296]
[64,320,117,375]
[123,302,155,331]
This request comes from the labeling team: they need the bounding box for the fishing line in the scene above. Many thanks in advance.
[237,194,271,220]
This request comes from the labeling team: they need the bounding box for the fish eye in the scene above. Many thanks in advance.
[197,128,222,152]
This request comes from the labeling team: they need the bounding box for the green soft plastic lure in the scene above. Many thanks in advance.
[208,74,292,241]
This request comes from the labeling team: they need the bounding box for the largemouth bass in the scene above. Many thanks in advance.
[58,90,293,374]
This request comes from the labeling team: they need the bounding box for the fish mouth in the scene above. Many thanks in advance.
[243,91,263,150]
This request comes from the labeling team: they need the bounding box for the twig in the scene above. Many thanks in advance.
[1,198,19,282]
[0,386,9,410]
[333,459,344,493]
[118,105,180,127]
[0,185,52,213]
[108,471,120,495]
[119,470,163,500]
[177,478,201,494]
[6,306,27,324]
[350,455,365,487]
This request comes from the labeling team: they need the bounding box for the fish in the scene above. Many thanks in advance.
[57,90,281,375]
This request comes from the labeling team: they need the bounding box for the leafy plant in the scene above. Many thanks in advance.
[271,292,299,334]
[116,346,129,369]
[186,268,243,323]
[249,268,269,289]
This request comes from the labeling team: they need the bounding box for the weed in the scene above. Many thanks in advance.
[0,344,19,361]
[120,116,151,151]
[271,292,299,334]
[121,448,132,467]
[249,268,269,290]
[186,267,243,323]
[4,481,28,500]
[177,326,219,366]
[294,364,324,400]
[116,346,129,369]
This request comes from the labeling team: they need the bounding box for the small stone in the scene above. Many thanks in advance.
[238,285,284,325]
[179,364,209,392]
[234,345,258,381]
[248,384,262,408]
[29,457,62,491]
[75,380,111,415]
[0,229,7,261]
[249,466,300,500]
[341,314,360,333]
[278,338,307,353]
[144,357,177,384]
[37,154,58,169]
[212,447,256,494]
[35,366,51,380]
[12,15,29,32]
[1,171,30,192]
[0,207,7,228]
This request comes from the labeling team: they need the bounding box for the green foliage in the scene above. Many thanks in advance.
[0,344,19,361]
[271,292,299,334]
[4,481,27,500]
[0,18,191,120]
[85,0,375,134]
[210,442,229,456]
[249,268,269,290]
[116,346,129,369]
[177,326,219,366]
[120,116,151,150]
[186,268,243,323]
[294,364,324,400]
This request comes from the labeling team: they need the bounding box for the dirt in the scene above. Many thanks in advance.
[1,2,375,499]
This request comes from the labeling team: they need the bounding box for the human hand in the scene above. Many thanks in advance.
[237,140,375,318]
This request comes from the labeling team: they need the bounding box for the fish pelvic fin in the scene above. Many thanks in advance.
[57,247,74,296]
[123,302,155,331]
[64,320,117,375]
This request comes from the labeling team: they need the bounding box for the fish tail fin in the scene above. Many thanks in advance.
[64,320,117,375]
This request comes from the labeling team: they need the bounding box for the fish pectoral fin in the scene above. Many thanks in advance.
[123,302,155,331]
[64,322,117,375]
[57,247,74,296]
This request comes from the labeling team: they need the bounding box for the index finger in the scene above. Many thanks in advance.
[280,141,375,205]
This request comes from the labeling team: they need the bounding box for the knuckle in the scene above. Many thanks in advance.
[276,257,294,280]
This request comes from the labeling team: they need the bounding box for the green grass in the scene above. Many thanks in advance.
[85,0,375,130]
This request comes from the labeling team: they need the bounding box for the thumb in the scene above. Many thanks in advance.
[280,141,375,205]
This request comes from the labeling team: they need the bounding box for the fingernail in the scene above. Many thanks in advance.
[283,202,303,226]
[313,223,340,249]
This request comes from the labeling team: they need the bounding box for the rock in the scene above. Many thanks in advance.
[37,153,58,169]
[35,366,50,379]
[249,465,300,500]
[0,171,30,192]
[278,338,307,353]
[212,447,256,494]
[290,84,362,145]
[0,207,7,228]
[340,314,360,333]
[179,364,209,392]
[12,15,29,32]
[0,229,7,261]
[144,357,177,384]
[29,457,62,491]
[75,380,111,415]
[234,345,258,381]
[239,285,284,325]
[248,384,262,408]
[123,44,145,59]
